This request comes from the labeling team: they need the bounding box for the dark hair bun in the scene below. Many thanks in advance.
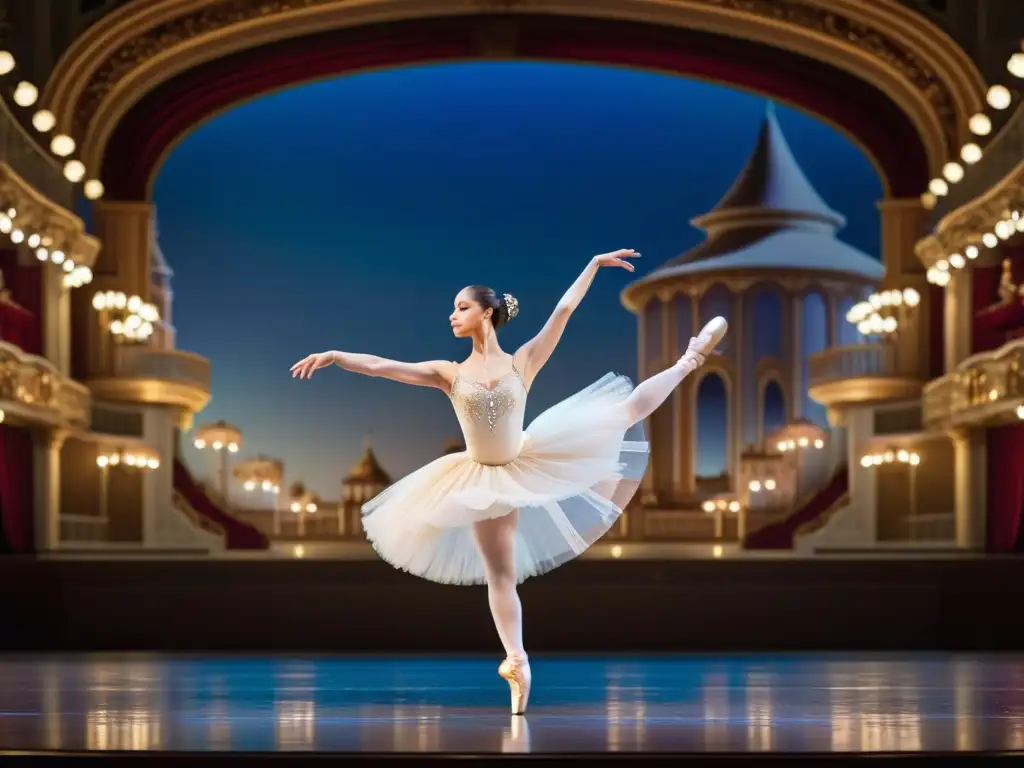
[466,285,520,330]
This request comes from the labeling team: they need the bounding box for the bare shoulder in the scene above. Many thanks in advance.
[430,360,458,389]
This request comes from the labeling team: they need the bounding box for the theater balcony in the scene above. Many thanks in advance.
[807,343,925,413]
[922,336,1024,430]
[86,346,211,422]
[0,340,90,430]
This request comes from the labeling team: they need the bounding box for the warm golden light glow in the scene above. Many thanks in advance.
[928,178,948,196]
[32,110,56,132]
[63,160,86,183]
[92,290,159,341]
[97,450,160,470]
[960,143,983,164]
[860,449,920,468]
[1009,53,1024,79]
[0,51,14,75]
[13,81,38,107]
[942,162,964,183]
[968,113,992,135]
[50,134,75,157]
[986,84,1012,109]
[84,179,105,200]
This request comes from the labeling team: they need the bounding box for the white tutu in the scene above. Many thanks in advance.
[361,373,649,585]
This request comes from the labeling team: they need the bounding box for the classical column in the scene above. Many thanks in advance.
[949,427,987,550]
[944,270,973,373]
[32,429,67,552]
[877,198,933,379]
[40,262,71,376]
[790,294,803,418]
[732,289,744,479]
[70,201,153,382]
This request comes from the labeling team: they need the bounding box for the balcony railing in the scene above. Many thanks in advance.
[0,340,91,429]
[807,343,924,408]
[808,344,899,386]
[0,97,73,211]
[923,337,1024,429]
[113,346,212,391]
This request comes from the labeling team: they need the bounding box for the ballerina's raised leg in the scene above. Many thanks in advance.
[622,316,728,426]
[473,510,532,715]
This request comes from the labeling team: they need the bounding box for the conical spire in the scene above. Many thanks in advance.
[693,101,844,231]
[345,433,391,485]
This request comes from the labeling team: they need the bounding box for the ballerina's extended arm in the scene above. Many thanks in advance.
[291,351,454,392]
[517,249,639,384]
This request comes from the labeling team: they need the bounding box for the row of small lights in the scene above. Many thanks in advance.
[0,208,94,288]
[243,478,282,494]
[926,212,1024,287]
[924,47,1024,205]
[289,500,318,514]
[702,499,741,513]
[92,291,160,341]
[776,437,824,452]
[96,451,161,470]
[859,449,921,468]
[0,51,105,200]
[748,478,777,493]
[844,288,922,336]
[193,437,240,453]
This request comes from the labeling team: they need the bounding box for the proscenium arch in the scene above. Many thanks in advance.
[41,0,986,201]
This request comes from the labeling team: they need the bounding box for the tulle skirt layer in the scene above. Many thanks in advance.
[361,373,649,585]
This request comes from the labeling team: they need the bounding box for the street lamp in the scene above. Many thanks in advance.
[287,482,318,537]
[234,456,283,533]
[191,420,241,506]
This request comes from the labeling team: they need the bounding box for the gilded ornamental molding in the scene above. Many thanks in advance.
[915,160,1024,268]
[0,163,101,269]
[0,341,91,430]
[40,0,983,180]
[922,336,1023,429]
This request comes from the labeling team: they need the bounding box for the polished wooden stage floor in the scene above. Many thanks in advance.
[1,654,1023,763]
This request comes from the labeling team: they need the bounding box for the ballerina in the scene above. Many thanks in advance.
[290,249,727,715]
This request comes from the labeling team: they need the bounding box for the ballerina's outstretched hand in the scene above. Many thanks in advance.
[291,352,335,380]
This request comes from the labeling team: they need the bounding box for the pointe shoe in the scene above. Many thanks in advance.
[679,316,728,370]
[498,654,532,715]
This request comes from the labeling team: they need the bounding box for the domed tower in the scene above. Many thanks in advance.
[148,210,175,350]
[341,434,392,537]
[621,103,883,514]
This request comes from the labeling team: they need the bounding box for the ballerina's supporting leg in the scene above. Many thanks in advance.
[473,510,532,715]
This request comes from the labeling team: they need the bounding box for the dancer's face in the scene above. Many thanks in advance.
[450,288,491,337]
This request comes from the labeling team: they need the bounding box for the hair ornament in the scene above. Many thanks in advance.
[503,293,520,321]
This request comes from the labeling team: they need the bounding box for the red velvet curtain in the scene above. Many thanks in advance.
[0,249,43,355]
[0,424,35,553]
[986,423,1024,553]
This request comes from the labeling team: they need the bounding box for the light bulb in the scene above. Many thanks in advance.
[928,178,949,196]
[983,232,999,248]
[27,233,40,248]
[50,134,75,157]
[63,160,86,183]
[995,220,1013,240]
[50,249,65,264]
[0,51,14,75]
[1009,53,1024,78]
[84,179,104,200]
[987,84,1012,109]
[965,245,979,259]
[960,143,983,164]
[949,253,966,269]
[32,110,56,133]
[968,113,992,135]
[10,229,23,244]
[0,216,10,233]
[936,259,949,271]
[35,248,47,262]
[13,81,38,107]
[902,287,920,307]
[61,259,74,273]
[942,162,964,183]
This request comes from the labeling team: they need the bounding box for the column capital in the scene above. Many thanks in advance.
[32,427,69,451]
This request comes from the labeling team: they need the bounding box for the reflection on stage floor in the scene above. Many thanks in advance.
[1,654,1023,755]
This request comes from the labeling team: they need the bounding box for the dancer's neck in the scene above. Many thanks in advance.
[469,327,504,359]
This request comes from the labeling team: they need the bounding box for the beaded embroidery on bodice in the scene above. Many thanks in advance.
[449,365,528,466]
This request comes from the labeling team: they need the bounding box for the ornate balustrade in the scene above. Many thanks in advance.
[0,340,91,429]
[87,346,211,416]
[808,343,924,411]
[923,337,1023,429]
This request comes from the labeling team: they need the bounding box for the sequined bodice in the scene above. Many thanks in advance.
[449,367,528,466]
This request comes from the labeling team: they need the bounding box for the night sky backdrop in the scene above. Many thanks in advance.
[152,62,882,501]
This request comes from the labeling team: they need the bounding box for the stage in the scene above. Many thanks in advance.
[2,556,1023,653]
[0,653,1022,763]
